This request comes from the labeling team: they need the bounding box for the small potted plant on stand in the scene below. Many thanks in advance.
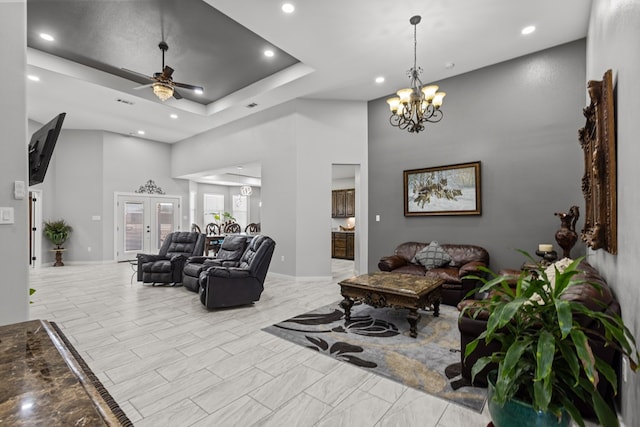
[464,253,638,427]
[43,219,72,266]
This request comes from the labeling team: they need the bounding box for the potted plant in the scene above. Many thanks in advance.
[464,253,639,427]
[43,219,72,266]
[43,219,72,249]
[213,211,235,225]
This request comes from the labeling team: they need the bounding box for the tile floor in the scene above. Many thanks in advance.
[29,259,494,426]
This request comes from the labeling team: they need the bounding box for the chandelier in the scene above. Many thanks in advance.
[240,185,253,196]
[152,82,174,102]
[386,15,445,133]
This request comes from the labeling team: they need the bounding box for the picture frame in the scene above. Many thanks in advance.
[578,69,617,254]
[404,161,481,216]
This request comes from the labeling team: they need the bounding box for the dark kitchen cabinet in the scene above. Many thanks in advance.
[332,189,355,218]
[332,232,354,260]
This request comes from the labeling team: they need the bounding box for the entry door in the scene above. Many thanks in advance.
[115,194,181,261]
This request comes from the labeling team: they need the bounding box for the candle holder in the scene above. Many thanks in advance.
[535,249,558,266]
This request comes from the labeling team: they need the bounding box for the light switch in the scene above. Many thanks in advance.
[375,215,380,222]
[91,215,101,221]
[0,207,15,224]
[14,181,25,200]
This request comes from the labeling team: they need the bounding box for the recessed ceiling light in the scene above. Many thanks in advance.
[137,130,145,135]
[39,33,54,42]
[264,50,274,58]
[194,88,203,95]
[521,25,536,35]
[237,166,244,170]
[27,75,40,82]
[170,114,178,119]
[282,3,295,14]
[375,76,385,84]
[445,62,455,69]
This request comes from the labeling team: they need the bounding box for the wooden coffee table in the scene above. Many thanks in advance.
[338,272,444,338]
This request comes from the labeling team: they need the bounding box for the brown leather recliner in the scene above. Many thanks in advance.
[378,242,490,306]
[457,261,621,413]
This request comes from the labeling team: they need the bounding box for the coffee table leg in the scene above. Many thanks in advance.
[407,309,421,338]
[340,297,354,320]
[433,298,440,317]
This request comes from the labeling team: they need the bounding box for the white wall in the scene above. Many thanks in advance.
[0,1,28,325]
[30,129,190,264]
[172,99,368,277]
[586,0,640,422]
[103,132,189,259]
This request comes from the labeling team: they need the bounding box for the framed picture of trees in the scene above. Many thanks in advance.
[403,161,481,216]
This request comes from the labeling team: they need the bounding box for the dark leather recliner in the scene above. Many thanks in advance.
[199,235,275,309]
[378,242,490,306]
[182,235,252,292]
[137,231,205,285]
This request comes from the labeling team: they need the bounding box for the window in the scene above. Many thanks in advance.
[232,195,248,229]
[203,194,224,225]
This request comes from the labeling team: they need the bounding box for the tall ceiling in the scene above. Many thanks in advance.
[25,0,592,182]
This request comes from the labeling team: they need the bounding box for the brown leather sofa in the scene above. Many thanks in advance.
[457,260,621,412]
[378,242,490,306]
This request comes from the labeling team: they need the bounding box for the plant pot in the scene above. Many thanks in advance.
[487,371,569,427]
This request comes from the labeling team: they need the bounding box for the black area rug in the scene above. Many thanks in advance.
[262,301,487,413]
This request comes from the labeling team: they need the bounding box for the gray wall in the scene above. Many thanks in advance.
[586,0,640,423]
[368,39,587,272]
[0,1,28,325]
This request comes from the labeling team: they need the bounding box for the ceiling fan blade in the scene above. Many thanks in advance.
[172,89,183,100]
[173,81,204,92]
[133,83,154,90]
[161,66,174,79]
[121,68,154,81]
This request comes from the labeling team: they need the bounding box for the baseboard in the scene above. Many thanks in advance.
[267,272,333,282]
[37,260,117,267]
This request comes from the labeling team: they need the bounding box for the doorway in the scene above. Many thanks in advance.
[331,164,358,276]
[115,193,181,262]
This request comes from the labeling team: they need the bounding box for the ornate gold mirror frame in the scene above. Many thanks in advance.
[578,69,617,254]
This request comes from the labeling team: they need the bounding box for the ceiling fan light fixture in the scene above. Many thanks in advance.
[152,82,174,101]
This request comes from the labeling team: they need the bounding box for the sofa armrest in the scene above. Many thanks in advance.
[137,253,163,264]
[459,261,488,277]
[378,255,408,271]
[204,259,241,269]
[187,256,211,264]
[207,267,251,279]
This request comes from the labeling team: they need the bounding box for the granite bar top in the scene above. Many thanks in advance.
[0,319,125,426]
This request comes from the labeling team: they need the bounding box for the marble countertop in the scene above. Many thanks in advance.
[0,319,124,426]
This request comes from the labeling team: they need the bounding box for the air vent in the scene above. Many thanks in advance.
[116,98,135,105]
[246,102,258,108]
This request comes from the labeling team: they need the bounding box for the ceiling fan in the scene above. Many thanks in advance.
[123,41,204,101]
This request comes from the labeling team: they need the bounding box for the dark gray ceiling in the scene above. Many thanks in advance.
[27,0,299,104]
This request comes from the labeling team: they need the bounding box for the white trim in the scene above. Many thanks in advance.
[267,272,333,282]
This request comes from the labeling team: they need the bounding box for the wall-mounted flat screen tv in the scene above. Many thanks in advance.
[28,113,66,186]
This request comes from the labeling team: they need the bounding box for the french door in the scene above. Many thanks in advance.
[115,194,181,262]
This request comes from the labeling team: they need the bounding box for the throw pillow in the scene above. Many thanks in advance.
[412,241,452,270]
